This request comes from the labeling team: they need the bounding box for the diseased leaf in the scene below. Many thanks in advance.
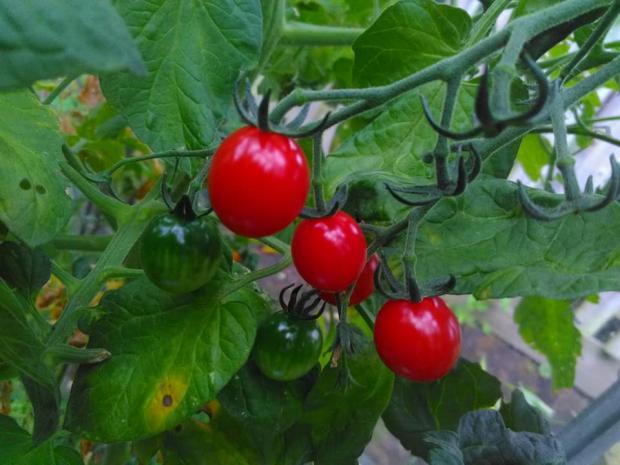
[0,91,71,247]
[0,0,144,89]
[514,297,581,389]
[383,360,501,458]
[353,0,472,86]
[102,0,262,153]
[65,276,270,442]
[415,177,620,300]
[0,242,51,301]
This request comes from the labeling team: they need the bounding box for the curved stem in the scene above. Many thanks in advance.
[50,261,80,295]
[282,22,363,47]
[223,237,291,296]
[52,234,112,252]
[99,266,143,283]
[60,162,132,223]
[105,148,214,177]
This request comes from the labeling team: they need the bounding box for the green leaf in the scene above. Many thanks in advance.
[302,342,394,465]
[102,0,263,152]
[353,0,472,87]
[162,417,258,465]
[0,91,71,247]
[0,0,144,89]
[517,135,552,181]
[323,82,477,194]
[482,139,521,179]
[218,362,306,435]
[426,409,566,465]
[414,177,620,300]
[259,0,285,67]
[514,297,581,389]
[500,390,550,435]
[0,415,80,465]
[0,242,51,301]
[65,276,270,442]
[383,360,501,459]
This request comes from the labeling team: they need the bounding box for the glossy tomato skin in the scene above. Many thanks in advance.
[140,213,222,294]
[374,297,461,382]
[292,211,367,293]
[207,126,310,238]
[254,312,323,381]
[321,254,379,306]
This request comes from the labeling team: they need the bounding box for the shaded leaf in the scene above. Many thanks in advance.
[0,242,51,301]
[0,0,144,89]
[383,360,501,458]
[500,389,550,435]
[514,297,581,389]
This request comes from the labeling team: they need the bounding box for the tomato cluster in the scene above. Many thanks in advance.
[141,125,461,383]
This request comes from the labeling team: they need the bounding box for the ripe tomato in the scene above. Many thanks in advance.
[140,213,222,294]
[374,297,461,382]
[320,254,379,306]
[254,312,323,381]
[291,211,367,293]
[207,126,310,238]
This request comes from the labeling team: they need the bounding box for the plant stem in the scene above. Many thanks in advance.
[50,261,80,295]
[367,217,411,256]
[43,75,77,105]
[105,148,214,177]
[99,266,144,283]
[52,234,113,252]
[49,200,165,344]
[467,0,512,47]
[60,162,132,222]
[533,125,620,147]
[312,134,326,211]
[281,21,363,47]
[223,237,291,296]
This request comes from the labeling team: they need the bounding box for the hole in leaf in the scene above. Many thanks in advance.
[163,394,173,407]
[35,185,47,195]
[19,179,31,190]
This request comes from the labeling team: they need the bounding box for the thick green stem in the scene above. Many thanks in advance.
[312,134,326,211]
[49,201,165,344]
[50,261,80,295]
[435,78,462,189]
[60,162,132,222]
[52,234,112,252]
[43,75,77,105]
[281,21,363,46]
[533,125,620,147]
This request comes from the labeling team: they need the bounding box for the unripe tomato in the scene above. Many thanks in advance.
[140,213,222,294]
[291,211,367,293]
[207,126,310,238]
[374,297,461,382]
[320,254,379,306]
[254,312,323,381]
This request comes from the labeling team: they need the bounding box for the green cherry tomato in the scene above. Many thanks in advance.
[254,312,323,382]
[140,212,223,294]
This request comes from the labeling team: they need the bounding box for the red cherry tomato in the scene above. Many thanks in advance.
[207,126,310,238]
[320,254,379,306]
[374,297,461,382]
[292,211,367,293]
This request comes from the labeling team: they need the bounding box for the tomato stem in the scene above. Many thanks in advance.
[50,261,81,295]
[281,22,363,47]
[105,148,214,177]
[312,133,326,211]
[52,234,113,252]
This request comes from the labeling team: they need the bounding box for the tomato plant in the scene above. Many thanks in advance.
[1,0,620,464]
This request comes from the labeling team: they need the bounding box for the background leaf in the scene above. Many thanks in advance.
[514,297,581,389]
[383,360,501,459]
[415,177,620,300]
[65,276,270,441]
[0,91,71,247]
[0,242,51,302]
[0,0,144,89]
[102,0,263,153]
[353,0,472,86]
[516,134,552,181]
